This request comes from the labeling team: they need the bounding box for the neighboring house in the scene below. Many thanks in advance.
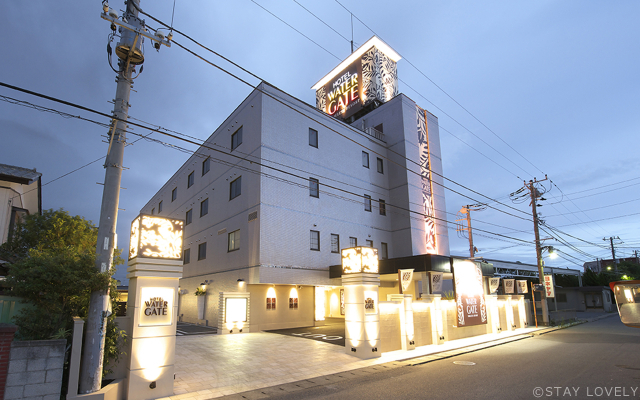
[0,163,41,321]
[137,37,455,331]
[0,164,42,248]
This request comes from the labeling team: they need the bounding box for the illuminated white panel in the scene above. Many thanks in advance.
[225,298,247,323]
[315,286,326,321]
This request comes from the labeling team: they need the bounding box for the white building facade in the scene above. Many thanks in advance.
[139,38,450,331]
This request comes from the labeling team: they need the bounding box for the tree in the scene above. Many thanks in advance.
[0,209,126,375]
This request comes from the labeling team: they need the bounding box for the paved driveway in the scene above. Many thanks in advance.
[265,323,345,347]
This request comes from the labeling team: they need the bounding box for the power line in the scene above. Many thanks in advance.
[0,82,539,249]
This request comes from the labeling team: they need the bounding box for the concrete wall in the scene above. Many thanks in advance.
[6,340,65,400]
[248,284,314,331]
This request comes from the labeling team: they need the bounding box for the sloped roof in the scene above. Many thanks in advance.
[0,163,41,185]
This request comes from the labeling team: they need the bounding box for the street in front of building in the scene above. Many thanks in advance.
[229,315,639,400]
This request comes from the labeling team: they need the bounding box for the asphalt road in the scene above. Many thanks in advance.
[259,316,640,400]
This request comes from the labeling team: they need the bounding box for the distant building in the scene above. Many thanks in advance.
[137,37,460,331]
[0,163,42,246]
[583,257,640,274]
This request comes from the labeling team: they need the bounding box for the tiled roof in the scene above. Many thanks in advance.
[0,163,41,184]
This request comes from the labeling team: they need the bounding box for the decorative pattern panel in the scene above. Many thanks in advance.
[417,107,437,254]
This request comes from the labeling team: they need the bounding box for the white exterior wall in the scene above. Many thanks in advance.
[138,82,450,326]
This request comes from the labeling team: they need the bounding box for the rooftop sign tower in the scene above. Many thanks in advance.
[311,36,401,122]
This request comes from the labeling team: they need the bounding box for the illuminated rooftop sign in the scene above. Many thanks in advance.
[312,36,401,120]
[341,246,379,274]
[129,214,184,260]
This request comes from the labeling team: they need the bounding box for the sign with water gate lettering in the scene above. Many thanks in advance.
[138,287,174,327]
[452,261,487,327]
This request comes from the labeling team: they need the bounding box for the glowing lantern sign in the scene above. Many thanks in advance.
[341,247,379,274]
[129,214,184,260]
[452,261,487,327]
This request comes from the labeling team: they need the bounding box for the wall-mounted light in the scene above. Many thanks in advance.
[237,279,244,282]
[149,381,156,389]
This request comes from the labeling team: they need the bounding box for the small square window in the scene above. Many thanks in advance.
[200,198,208,217]
[202,157,210,176]
[198,243,207,260]
[309,178,319,198]
[331,234,339,253]
[230,176,242,200]
[381,242,388,259]
[187,171,194,188]
[362,151,369,168]
[186,209,193,225]
[349,237,357,247]
[228,229,240,252]
[309,128,318,148]
[364,195,372,212]
[377,158,384,174]
[310,230,320,251]
[366,239,373,247]
[231,126,243,150]
[379,199,386,216]
[158,200,163,213]
[183,248,190,265]
[172,187,177,202]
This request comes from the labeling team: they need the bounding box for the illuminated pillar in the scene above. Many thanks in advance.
[387,294,415,351]
[126,215,184,400]
[342,247,381,359]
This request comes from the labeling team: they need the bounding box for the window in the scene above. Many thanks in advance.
[310,230,320,251]
[349,237,357,247]
[151,208,155,215]
[228,229,240,252]
[202,157,210,175]
[366,239,373,247]
[183,248,190,265]
[172,187,177,202]
[158,200,163,213]
[381,242,388,259]
[309,178,319,198]
[200,198,209,217]
[331,234,340,253]
[186,209,193,225]
[309,128,318,148]
[377,158,384,174]
[364,195,372,212]
[379,199,386,216]
[198,242,207,260]
[362,151,369,168]
[231,126,243,150]
[187,171,194,188]
[230,176,242,200]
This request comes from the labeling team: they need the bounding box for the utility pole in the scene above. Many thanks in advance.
[604,236,620,275]
[525,176,550,326]
[79,0,170,393]
[457,205,484,259]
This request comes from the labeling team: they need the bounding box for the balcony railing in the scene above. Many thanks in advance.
[364,126,385,142]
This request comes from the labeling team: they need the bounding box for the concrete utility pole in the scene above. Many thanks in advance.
[604,236,620,275]
[80,0,170,392]
[526,176,550,326]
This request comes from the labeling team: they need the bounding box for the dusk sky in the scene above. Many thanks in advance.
[1,1,639,283]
